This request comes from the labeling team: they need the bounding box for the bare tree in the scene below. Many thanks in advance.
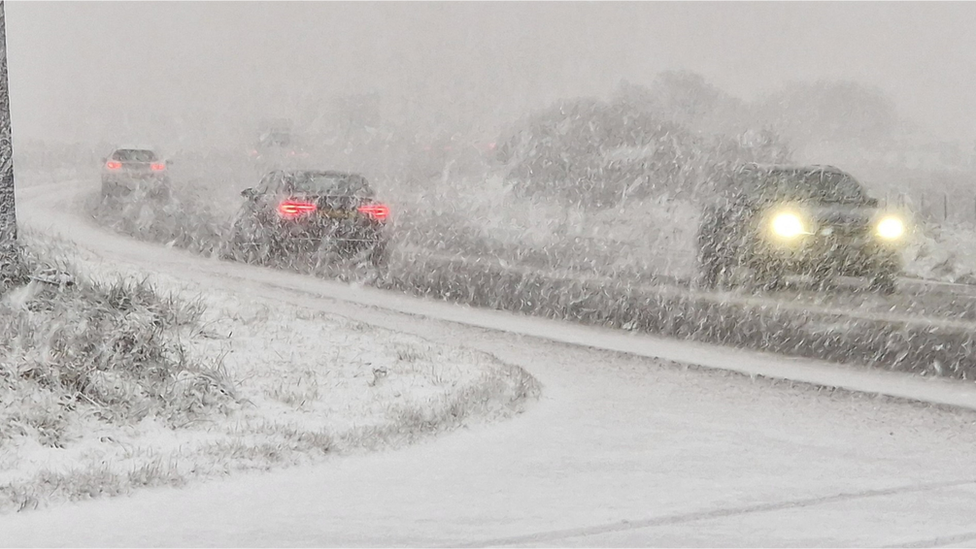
[0,0,16,272]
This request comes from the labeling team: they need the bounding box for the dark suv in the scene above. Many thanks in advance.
[224,170,391,268]
[696,164,907,294]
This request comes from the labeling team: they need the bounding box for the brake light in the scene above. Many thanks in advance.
[150,162,166,171]
[105,161,122,170]
[357,203,390,222]
[277,200,317,218]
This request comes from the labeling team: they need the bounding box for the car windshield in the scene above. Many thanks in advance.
[112,149,157,162]
[749,168,868,203]
[284,173,373,197]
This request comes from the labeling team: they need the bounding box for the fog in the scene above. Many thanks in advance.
[8,1,976,150]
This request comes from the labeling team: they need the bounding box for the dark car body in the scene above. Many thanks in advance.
[100,148,170,199]
[226,170,391,267]
[696,164,906,293]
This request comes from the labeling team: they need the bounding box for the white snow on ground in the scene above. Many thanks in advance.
[1,230,536,512]
[903,220,976,283]
[4,280,976,546]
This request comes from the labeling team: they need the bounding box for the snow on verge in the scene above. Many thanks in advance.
[902,221,976,284]
[0,235,540,514]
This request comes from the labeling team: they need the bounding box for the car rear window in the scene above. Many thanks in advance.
[285,173,373,197]
[260,132,293,147]
[112,149,157,162]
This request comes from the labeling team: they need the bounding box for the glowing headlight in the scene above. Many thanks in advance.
[770,212,806,238]
[876,216,905,240]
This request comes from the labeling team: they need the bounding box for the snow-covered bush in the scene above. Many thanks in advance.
[88,190,228,257]
[0,251,235,454]
[496,95,792,209]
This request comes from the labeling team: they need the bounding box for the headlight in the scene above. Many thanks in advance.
[876,216,905,240]
[770,212,806,239]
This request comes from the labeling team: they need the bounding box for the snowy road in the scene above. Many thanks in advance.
[4,181,976,546]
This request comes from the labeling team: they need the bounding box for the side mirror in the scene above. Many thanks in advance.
[241,188,257,199]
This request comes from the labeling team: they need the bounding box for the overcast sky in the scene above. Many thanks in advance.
[8,1,976,149]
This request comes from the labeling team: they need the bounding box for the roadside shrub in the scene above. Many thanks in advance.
[88,191,228,257]
[0,254,235,448]
[497,96,792,209]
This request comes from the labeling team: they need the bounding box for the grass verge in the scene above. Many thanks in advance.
[1,236,539,513]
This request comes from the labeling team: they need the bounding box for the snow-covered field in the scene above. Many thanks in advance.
[0,232,538,513]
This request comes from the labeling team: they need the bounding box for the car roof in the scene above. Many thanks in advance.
[736,162,849,175]
[112,146,158,153]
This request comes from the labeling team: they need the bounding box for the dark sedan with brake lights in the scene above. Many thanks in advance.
[224,170,391,268]
[100,147,171,199]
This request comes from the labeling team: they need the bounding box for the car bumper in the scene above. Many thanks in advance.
[272,221,387,252]
[755,236,902,276]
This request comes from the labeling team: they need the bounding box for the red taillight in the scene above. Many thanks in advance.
[277,200,317,218]
[357,203,390,222]
[150,163,166,172]
[105,161,122,170]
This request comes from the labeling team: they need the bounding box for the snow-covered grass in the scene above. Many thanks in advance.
[395,174,699,280]
[87,192,228,258]
[0,235,539,514]
[903,220,976,283]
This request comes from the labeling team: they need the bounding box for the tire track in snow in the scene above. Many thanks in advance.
[458,479,976,547]
[885,530,976,548]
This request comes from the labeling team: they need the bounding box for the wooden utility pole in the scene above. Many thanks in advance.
[0,0,16,271]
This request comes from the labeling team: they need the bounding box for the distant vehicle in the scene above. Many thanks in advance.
[224,170,391,268]
[696,164,907,294]
[100,147,170,199]
[248,122,310,165]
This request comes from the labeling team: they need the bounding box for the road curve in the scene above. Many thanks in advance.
[3,180,976,547]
